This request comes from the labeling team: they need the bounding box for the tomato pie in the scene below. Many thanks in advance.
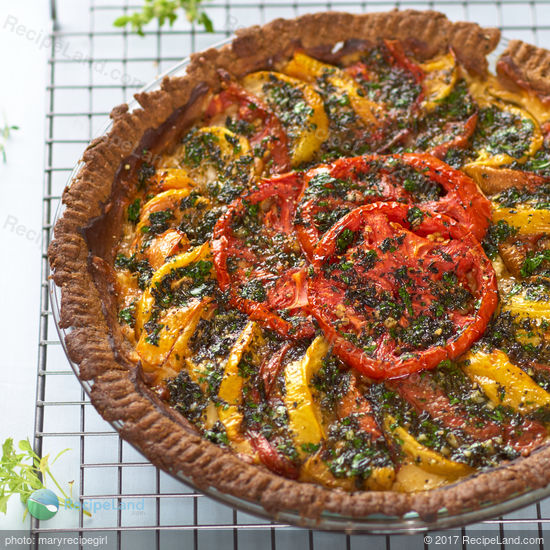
[50,10,550,522]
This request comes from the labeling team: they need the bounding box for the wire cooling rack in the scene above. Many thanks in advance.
[35,0,550,548]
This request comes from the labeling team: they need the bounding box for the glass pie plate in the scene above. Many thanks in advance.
[49,33,550,534]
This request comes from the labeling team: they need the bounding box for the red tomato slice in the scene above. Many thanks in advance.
[206,83,291,173]
[212,173,315,339]
[383,39,425,85]
[308,202,498,380]
[338,372,384,441]
[346,39,424,101]
[247,430,299,479]
[344,41,424,150]
[346,61,370,82]
[260,342,293,397]
[401,153,491,240]
[389,373,547,455]
[427,113,478,160]
[294,153,491,259]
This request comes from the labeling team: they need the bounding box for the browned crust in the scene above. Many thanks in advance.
[89,365,550,522]
[47,9,550,524]
[497,39,550,105]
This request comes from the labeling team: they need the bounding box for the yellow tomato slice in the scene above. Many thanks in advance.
[165,299,216,379]
[468,103,542,168]
[217,321,263,453]
[502,292,550,320]
[463,73,543,168]
[300,455,356,490]
[136,188,192,233]
[365,467,396,491]
[135,242,212,336]
[154,168,195,191]
[284,335,329,457]
[136,297,212,382]
[480,72,550,126]
[241,71,328,165]
[161,126,252,180]
[384,416,474,479]
[132,190,211,253]
[392,464,452,492]
[145,229,189,270]
[419,52,458,111]
[282,52,384,129]
[492,205,550,234]
[462,349,550,415]
[300,453,395,491]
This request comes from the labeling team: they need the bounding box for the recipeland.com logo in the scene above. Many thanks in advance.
[26,488,146,519]
[26,489,59,520]
[0,438,146,522]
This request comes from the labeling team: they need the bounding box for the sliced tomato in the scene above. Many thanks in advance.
[411,76,478,159]
[206,82,291,173]
[345,40,424,108]
[401,153,491,240]
[294,153,491,259]
[383,39,425,85]
[389,373,546,455]
[345,61,370,82]
[465,164,548,195]
[260,342,293,397]
[212,173,315,339]
[308,202,498,380]
[428,113,478,160]
[145,229,189,270]
[340,42,424,153]
[498,233,550,278]
[337,372,383,440]
[247,430,299,479]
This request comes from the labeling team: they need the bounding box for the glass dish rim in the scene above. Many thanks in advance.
[49,31,550,534]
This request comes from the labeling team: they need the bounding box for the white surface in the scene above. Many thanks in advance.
[0,0,49,529]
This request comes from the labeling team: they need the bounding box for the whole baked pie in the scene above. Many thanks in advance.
[50,10,550,523]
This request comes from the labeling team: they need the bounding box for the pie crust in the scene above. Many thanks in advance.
[48,9,550,522]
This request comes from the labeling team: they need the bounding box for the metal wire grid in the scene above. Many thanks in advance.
[34,0,550,548]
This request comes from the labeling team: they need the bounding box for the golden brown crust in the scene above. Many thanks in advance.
[228,10,500,75]
[497,39,550,104]
[90,364,550,521]
[48,9,550,524]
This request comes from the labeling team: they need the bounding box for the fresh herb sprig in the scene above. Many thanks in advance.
[114,0,213,36]
[0,116,19,163]
[0,438,90,518]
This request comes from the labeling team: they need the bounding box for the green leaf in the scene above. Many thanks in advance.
[198,12,213,33]
[113,0,215,35]
[52,448,71,464]
[39,455,50,477]
[0,115,18,163]
[0,494,9,514]
[18,440,33,453]
[0,436,75,518]
[2,438,14,459]
[113,15,129,27]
